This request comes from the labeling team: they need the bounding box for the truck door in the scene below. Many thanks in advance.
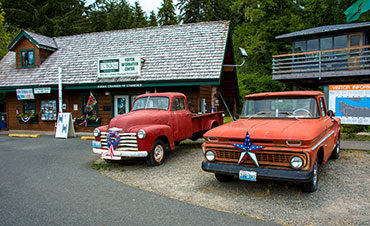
[319,97,335,161]
[171,97,192,141]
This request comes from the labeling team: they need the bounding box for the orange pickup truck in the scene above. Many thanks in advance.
[201,91,340,192]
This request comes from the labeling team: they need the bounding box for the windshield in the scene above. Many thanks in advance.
[132,96,170,111]
[241,97,320,119]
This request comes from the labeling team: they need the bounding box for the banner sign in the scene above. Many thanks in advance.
[16,89,34,100]
[329,84,370,125]
[55,113,75,139]
[34,87,51,94]
[98,56,141,78]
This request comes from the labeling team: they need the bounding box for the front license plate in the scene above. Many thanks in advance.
[92,141,101,148]
[239,170,257,182]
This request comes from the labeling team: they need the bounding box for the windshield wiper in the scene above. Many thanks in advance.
[247,111,272,119]
[279,111,299,120]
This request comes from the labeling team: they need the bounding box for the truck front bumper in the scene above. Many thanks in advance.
[93,148,148,160]
[202,161,313,182]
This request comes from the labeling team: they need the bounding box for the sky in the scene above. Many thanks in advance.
[85,0,179,15]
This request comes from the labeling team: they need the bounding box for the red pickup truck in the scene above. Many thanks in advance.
[92,92,223,165]
[201,91,340,192]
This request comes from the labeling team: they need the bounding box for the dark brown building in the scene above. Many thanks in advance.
[0,21,239,132]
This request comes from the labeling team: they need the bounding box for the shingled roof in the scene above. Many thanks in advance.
[0,21,230,90]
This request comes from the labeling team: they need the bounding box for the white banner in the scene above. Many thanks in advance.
[98,56,141,78]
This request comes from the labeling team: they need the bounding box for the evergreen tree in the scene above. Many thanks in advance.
[177,0,232,23]
[148,10,158,27]
[158,0,177,26]
[0,2,9,59]
[133,1,148,28]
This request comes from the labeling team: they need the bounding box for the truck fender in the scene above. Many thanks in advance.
[137,124,175,152]
[205,120,219,131]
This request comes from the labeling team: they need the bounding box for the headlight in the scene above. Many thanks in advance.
[93,128,100,137]
[205,150,215,161]
[137,129,146,139]
[290,156,303,169]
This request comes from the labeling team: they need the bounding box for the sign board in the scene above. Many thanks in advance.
[329,84,370,125]
[16,89,34,100]
[34,87,51,94]
[55,113,75,138]
[98,56,141,78]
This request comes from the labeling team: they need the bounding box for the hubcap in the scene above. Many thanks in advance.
[154,145,164,162]
[313,161,318,186]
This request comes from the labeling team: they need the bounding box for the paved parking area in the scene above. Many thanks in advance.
[96,140,370,226]
[0,135,275,226]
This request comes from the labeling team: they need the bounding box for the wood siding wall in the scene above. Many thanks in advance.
[14,38,40,68]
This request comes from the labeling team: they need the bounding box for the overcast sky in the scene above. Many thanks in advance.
[85,0,179,15]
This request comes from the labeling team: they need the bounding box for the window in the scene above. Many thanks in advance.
[172,98,186,111]
[23,100,36,114]
[307,39,319,51]
[320,37,333,50]
[21,49,35,67]
[319,98,326,117]
[294,41,306,53]
[334,35,347,49]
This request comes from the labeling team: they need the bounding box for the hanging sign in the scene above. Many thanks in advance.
[98,56,141,78]
[34,87,51,94]
[16,89,34,100]
[329,84,370,125]
[55,113,75,139]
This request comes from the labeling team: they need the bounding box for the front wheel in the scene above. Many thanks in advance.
[301,158,319,192]
[146,140,165,166]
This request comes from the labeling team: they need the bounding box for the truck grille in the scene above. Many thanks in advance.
[100,132,138,151]
[212,149,307,168]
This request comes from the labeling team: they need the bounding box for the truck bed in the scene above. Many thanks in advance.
[191,111,223,134]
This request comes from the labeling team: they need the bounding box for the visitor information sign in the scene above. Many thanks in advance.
[55,113,75,138]
[329,84,370,125]
[98,56,141,78]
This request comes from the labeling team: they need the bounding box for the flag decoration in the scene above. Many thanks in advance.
[102,131,120,158]
[79,92,98,127]
[344,0,370,23]
[232,132,265,167]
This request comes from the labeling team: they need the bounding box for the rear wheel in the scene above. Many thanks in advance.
[215,173,234,182]
[301,158,319,192]
[330,134,340,159]
[146,140,165,166]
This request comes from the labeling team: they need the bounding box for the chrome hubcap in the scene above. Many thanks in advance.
[154,145,164,162]
[313,162,318,186]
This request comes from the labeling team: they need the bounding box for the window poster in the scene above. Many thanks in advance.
[40,100,57,121]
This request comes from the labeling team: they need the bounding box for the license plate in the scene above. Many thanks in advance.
[92,141,101,148]
[239,170,257,182]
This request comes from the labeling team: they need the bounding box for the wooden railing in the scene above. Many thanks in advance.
[272,45,370,79]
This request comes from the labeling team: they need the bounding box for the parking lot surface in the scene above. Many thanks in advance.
[0,135,275,226]
[96,140,370,226]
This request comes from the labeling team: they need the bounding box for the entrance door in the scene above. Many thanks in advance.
[348,33,362,70]
[114,95,129,117]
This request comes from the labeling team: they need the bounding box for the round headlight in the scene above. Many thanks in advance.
[137,129,146,139]
[93,128,100,137]
[205,150,215,161]
[290,156,303,169]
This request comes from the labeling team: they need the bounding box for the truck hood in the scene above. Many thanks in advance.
[204,118,326,142]
[108,110,170,132]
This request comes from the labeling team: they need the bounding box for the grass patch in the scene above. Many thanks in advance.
[223,116,233,124]
[341,133,370,141]
[91,163,114,171]
[120,168,125,172]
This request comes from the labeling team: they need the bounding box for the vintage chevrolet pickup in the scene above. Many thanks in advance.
[92,92,223,166]
[201,91,340,192]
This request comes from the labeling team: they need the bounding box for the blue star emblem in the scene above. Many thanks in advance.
[232,132,264,167]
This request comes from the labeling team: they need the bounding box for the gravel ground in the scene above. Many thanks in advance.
[94,139,370,226]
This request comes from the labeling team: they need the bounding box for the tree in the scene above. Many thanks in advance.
[148,10,157,27]
[158,0,177,26]
[2,0,88,36]
[177,0,232,23]
[0,2,9,60]
[132,1,148,28]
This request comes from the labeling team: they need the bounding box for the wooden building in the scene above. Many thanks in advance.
[272,21,370,87]
[0,21,239,132]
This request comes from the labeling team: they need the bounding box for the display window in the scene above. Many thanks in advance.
[40,100,57,121]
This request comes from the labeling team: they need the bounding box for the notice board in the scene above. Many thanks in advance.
[55,113,75,138]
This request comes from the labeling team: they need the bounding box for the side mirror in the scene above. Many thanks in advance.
[328,110,335,118]
[234,114,240,120]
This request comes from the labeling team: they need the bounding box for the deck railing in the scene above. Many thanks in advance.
[272,45,370,79]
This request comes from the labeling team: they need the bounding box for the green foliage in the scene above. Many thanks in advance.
[148,10,158,27]
[132,1,148,28]
[0,2,9,59]
[341,124,370,134]
[177,0,232,23]
[158,0,177,26]
[91,163,114,171]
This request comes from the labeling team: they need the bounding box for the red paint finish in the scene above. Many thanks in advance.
[93,92,223,160]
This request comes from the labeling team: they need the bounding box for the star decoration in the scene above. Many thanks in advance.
[232,132,265,167]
